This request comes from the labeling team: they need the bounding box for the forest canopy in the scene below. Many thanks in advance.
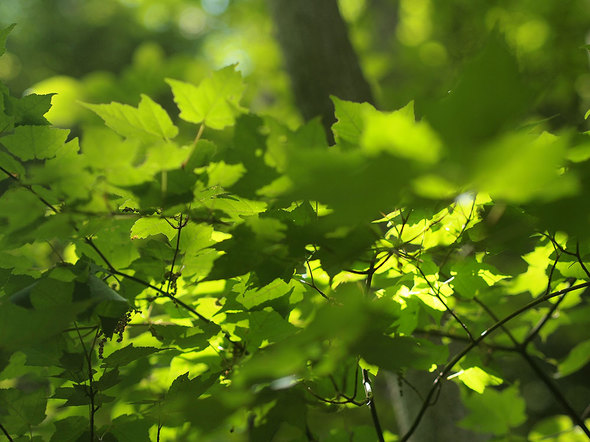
[1,1,590,441]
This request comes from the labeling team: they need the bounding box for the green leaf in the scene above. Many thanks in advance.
[224,114,280,197]
[110,415,151,442]
[424,34,533,154]
[249,389,307,441]
[167,372,217,400]
[82,94,178,142]
[95,368,120,391]
[455,366,503,394]
[1,125,69,161]
[0,24,15,57]
[166,65,245,129]
[356,333,448,372]
[331,96,375,147]
[130,217,177,242]
[52,385,93,407]
[7,93,53,126]
[235,279,295,309]
[529,415,586,441]
[472,131,575,202]
[362,101,443,163]
[244,310,298,351]
[101,344,160,367]
[0,388,47,434]
[557,339,590,378]
[50,416,89,442]
[1,285,85,352]
[450,259,504,299]
[207,217,299,286]
[460,385,526,435]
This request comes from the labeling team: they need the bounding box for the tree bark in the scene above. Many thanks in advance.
[267,0,374,138]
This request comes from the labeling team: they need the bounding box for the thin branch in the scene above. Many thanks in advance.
[0,165,60,214]
[108,268,214,324]
[363,369,385,442]
[400,281,590,442]
[474,294,590,439]
[574,241,590,279]
[402,214,447,246]
[0,422,13,442]
[304,386,364,406]
[439,196,477,268]
[303,260,329,300]
[305,424,318,442]
[363,260,385,442]
[416,264,475,342]
[414,328,518,353]
[166,214,186,295]
[522,289,565,347]
[521,350,590,437]
[364,258,376,294]
[74,323,98,442]
[300,280,329,300]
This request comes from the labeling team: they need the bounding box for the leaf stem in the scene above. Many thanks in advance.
[182,123,205,168]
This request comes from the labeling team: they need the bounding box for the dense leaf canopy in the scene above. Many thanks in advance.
[1,1,590,441]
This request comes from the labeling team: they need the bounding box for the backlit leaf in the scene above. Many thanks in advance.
[166,65,245,129]
[1,125,69,161]
[83,94,178,142]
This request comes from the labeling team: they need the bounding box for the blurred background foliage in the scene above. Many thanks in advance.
[1,0,589,130]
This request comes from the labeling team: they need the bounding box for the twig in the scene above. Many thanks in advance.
[400,281,590,442]
[415,265,475,342]
[108,268,214,324]
[0,165,60,214]
[363,259,385,442]
[0,422,13,442]
[74,323,100,441]
[363,369,385,442]
[166,214,187,295]
[474,293,590,439]
[304,260,329,300]
[414,328,518,353]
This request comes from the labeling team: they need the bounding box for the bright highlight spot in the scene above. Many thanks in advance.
[178,6,207,38]
[202,0,229,16]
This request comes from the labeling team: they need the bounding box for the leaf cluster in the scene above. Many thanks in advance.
[1,26,590,442]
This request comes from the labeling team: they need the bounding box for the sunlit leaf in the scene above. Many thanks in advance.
[1,125,69,161]
[82,94,178,142]
[557,339,590,378]
[460,385,526,435]
[166,65,245,129]
[455,366,503,394]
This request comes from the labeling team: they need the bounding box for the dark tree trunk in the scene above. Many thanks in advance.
[267,0,374,138]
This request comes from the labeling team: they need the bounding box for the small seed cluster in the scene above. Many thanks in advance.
[98,310,134,359]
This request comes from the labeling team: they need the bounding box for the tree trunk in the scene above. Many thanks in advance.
[267,0,374,138]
